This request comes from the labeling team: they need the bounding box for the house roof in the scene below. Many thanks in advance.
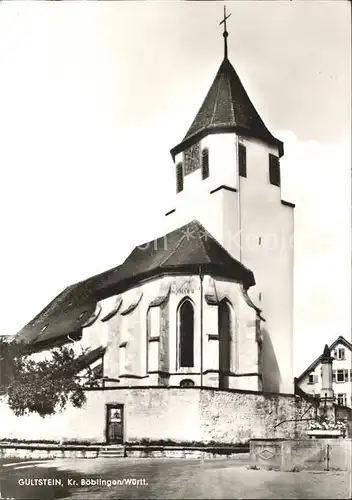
[296,336,352,381]
[15,220,255,350]
[171,57,283,158]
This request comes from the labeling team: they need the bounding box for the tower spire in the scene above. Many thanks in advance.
[219,5,231,60]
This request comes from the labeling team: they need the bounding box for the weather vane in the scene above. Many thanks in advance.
[219,5,232,59]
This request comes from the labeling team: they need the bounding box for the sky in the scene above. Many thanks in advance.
[0,1,350,376]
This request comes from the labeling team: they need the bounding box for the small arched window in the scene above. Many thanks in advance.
[178,299,194,368]
[202,148,209,180]
[180,379,195,388]
[176,162,184,193]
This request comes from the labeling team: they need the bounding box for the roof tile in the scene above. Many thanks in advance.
[16,220,254,348]
[171,58,283,157]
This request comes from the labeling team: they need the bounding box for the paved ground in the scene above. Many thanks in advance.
[1,456,351,499]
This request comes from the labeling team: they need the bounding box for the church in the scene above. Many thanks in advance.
[1,10,305,446]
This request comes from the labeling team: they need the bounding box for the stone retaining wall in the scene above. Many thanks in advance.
[0,444,99,460]
[125,446,248,459]
[1,387,315,444]
[0,443,247,460]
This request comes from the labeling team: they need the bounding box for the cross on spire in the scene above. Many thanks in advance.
[219,5,231,60]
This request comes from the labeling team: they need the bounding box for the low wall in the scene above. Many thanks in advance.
[0,443,99,460]
[250,438,352,471]
[0,442,248,460]
[125,446,248,459]
[1,387,315,445]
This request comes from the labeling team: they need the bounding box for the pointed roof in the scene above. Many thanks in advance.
[15,220,255,350]
[171,58,283,158]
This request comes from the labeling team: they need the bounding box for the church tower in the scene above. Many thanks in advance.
[165,8,294,394]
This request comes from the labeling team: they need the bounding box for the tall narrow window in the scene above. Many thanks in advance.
[269,154,281,187]
[176,162,184,193]
[238,144,247,177]
[218,299,232,389]
[179,299,194,367]
[201,148,209,180]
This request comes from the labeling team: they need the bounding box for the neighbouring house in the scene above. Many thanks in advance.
[296,336,352,409]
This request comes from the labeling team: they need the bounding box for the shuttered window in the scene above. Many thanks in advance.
[176,162,184,193]
[337,348,345,360]
[308,373,318,384]
[239,144,247,177]
[269,154,281,187]
[202,148,209,180]
[335,369,348,382]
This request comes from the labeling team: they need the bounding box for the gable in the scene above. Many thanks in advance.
[296,335,352,381]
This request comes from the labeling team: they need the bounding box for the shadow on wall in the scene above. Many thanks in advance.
[261,328,281,393]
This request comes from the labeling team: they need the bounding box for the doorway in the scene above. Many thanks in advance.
[105,404,124,444]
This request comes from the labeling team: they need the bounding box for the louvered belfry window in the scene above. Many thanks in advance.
[202,148,209,179]
[176,162,184,193]
[269,154,281,187]
[183,143,201,176]
[238,144,247,177]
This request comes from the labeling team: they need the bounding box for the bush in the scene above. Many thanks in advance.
[0,339,96,417]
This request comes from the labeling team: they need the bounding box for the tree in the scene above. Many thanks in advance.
[0,338,91,418]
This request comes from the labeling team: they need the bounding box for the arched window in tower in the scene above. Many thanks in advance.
[218,299,232,389]
[201,148,209,180]
[176,162,184,193]
[178,299,194,368]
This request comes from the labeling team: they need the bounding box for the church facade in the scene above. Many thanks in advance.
[1,15,305,445]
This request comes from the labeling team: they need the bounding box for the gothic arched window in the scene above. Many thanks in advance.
[218,299,232,389]
[178,299,194,368]
[201,148,209,180]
